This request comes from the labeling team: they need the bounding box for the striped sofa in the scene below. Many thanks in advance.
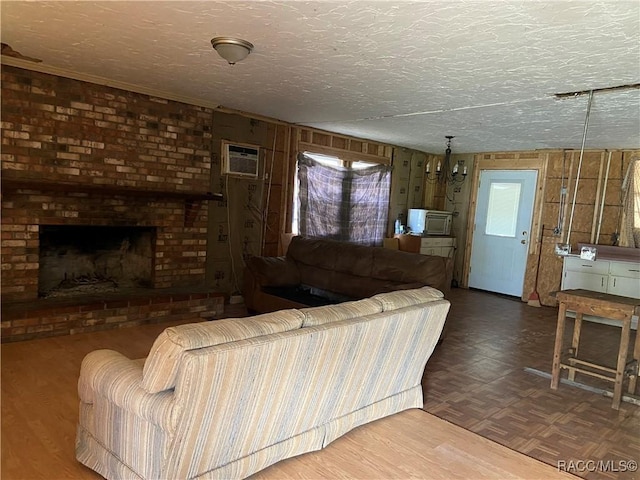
[76,286,450,479]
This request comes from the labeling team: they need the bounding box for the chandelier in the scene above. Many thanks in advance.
[425,136,467,185]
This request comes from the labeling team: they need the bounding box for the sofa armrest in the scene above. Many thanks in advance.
[245,255,300,287]
[78,349,175,430]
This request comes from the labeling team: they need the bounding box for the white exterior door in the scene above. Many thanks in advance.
[469,170,538,296]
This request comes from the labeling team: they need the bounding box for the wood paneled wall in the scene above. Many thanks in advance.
[533,149,638,306]
[452,149,639,307]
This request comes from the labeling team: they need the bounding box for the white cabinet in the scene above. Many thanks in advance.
[561,257,609,293]
[562,257,640,298]
[420,237,456,258]
[561,256,640,329]
[608,261,640,298]
[563,272,608,292]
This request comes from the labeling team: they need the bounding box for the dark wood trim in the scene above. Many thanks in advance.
[1,177,223,202]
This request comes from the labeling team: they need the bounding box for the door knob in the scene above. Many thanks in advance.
[521,239,526,244]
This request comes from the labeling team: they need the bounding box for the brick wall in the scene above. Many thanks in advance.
[1,65,214,301]
[1,291,225,342]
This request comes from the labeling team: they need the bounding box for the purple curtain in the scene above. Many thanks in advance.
[297,153,391,246]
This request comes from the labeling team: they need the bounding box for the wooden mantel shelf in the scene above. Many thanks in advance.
[1,177,223,202]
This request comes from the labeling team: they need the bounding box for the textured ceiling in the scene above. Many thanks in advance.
[1,1,639,154]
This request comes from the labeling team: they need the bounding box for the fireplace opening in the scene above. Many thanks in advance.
[38,225,156,298]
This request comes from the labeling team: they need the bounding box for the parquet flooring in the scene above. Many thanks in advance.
[423,288,640,480]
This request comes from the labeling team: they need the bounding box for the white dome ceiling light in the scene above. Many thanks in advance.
[210,37,254,65]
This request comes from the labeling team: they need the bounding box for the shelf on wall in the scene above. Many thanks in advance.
[1,176,223,227]
[1,177,223,202]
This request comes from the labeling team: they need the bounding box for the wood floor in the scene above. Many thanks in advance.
[1,288,638,479]
[250,409,576,480]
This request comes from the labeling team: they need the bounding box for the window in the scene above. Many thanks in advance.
[292,152,391,246]
[485,182,521,237]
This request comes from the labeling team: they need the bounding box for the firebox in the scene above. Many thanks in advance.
[38,225,156,298]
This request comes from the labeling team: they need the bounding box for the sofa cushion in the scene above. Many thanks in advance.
[287,236,374,277]
[327,270,392,300]
[142,309,305,393]
[375,282,426,294]
[372,286,444,311]
[371,248,449,283]
[301,298,383,327]
[246,255,300,287]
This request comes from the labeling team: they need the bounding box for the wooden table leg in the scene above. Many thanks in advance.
[612,316,632,410]
[628,316,640,395]
[568,312,583,382]
[551,302,567,390]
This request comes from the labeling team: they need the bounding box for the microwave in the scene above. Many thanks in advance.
[407,209,452,236]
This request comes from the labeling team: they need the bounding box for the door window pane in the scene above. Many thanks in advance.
[486,182,521,237]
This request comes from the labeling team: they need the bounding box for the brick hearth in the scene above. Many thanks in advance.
[1,289,225,343]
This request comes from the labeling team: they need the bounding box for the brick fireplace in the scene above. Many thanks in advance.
[1,65,225,342]
[38,225,156,298]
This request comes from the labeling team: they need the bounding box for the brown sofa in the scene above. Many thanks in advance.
[243,236,453,314]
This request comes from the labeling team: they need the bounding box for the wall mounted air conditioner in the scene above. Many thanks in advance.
[221,140,260,178]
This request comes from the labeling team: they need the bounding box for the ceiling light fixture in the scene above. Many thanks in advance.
[425,135,467,186]
[210,37,254,65]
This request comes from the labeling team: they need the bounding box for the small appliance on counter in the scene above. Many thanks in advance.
[407,209,453,236]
